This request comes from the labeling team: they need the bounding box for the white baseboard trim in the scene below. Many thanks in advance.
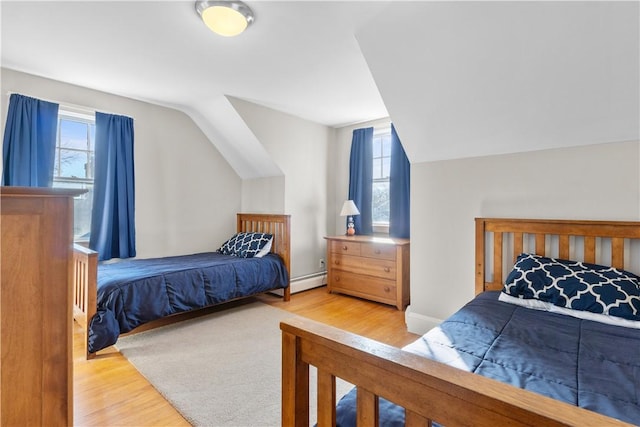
[270,272,326,297]
[405,304,443,336]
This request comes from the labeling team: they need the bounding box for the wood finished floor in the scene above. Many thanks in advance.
[73,286,420,426]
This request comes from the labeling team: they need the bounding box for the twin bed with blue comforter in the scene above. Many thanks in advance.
[74,213,291,358]
[89,251,288,353]
[333,291,640,426]
[281,217,640,426]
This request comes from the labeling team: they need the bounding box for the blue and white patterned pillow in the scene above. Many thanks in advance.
[217,232,273,258]
[503,253,640,321]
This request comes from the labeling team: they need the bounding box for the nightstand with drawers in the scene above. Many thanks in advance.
[324,235,410,310]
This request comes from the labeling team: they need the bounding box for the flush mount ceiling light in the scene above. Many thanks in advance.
[195,1,254,37]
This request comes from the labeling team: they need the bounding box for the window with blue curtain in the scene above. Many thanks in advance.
[90,112,136,261]
[347,123,410,238]
[2,93,59,187]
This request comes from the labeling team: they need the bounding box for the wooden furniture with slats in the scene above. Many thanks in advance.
[325,235,410,310]
[1,186,83,426]
[73,212,291,359]
[282,217,640,427]
[474,217,640,294]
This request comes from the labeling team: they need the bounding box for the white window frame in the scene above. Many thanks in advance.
[52,109,96,242]
[372,125,391,235]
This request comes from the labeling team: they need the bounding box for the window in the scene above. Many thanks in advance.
[372,127,391,230]
[52,111,95,241]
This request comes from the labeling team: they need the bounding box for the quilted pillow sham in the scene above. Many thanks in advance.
[217,232,273,258]
[503,253,640,321]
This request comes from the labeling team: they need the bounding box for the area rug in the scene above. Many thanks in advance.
[116,301,353,426]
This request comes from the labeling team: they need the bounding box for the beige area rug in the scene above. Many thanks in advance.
[116,301,353,426]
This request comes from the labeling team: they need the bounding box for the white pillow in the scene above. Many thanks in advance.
[499,292,640,329]
[498,292,551,312]
[255,238,273,258]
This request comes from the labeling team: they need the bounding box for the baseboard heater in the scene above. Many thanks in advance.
[270,271,326,296]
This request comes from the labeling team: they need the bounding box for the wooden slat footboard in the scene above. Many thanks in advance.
[73,244,98,360]
[280,317,632,427]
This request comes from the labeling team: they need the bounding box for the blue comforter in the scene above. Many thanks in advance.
[88,252,288,353]
[335,291,640,425]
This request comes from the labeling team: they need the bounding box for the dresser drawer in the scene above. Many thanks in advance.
[330,240,361,256]
[330,254,396,280]
[331,270,396,305]
[361,243,396,261]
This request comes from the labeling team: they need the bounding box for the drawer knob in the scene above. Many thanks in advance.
[384,286,390,292]
[374,249,381,254]
[342,246,348,251]
[334,260,340,265]
[335,277,340,282]
[384,267,391,273]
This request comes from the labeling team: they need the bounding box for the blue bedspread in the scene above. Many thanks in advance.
[335,291,640,426]
[88,252,289,353]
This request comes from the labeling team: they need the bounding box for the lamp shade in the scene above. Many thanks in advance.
[195,1,254,37]
[340,200,360,217]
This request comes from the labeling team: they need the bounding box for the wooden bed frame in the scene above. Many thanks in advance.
[73,213,291,359]
[281,218,640,426]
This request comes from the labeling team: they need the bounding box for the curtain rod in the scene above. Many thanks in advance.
[5,91,135,120]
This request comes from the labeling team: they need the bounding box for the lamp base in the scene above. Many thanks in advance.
[346,216,355,235]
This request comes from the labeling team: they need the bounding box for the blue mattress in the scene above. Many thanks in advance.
[88,252,289,353]
[335,291,640,426]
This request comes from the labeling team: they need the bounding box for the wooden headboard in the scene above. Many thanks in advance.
[475,217,640,294]
[237,213,291,298]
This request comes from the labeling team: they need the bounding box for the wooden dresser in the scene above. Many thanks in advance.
[325,235,410,310]
[1,187,82,426]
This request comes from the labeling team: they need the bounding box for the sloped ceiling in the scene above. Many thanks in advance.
[1,1,638,176]
[0,1,389,179]
[357,1,639,163]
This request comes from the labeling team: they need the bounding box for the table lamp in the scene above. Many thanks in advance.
[340,200,360,236]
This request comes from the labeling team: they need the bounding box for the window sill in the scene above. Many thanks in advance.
[372,224,389,235]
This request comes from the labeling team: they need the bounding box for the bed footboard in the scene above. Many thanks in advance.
[73,244,98,359]
[280,317,630,427]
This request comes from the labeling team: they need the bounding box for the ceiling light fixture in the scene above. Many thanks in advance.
[195,1,254,37]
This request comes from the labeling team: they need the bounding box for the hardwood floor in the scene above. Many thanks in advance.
[255,286,419,348]
[73,286,420,426]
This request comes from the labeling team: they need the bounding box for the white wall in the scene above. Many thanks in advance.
[407,140,640,333]
[1,68,242,258]
[229,97,331,278]
[241,176,285,214]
